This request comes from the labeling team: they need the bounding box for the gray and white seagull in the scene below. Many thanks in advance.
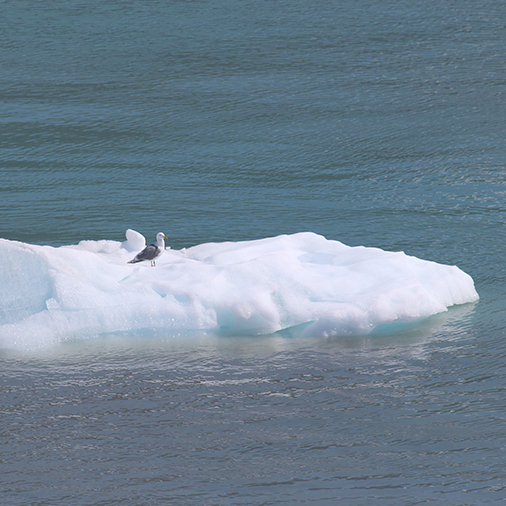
[128,232,168,267]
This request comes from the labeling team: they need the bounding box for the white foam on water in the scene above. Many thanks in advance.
[0,231,479,350]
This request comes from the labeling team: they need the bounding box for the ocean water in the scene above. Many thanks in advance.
[1,0,506,504]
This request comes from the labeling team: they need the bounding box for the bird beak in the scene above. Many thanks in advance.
[164,235,168,239]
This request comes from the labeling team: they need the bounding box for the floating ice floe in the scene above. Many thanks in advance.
[0,231,478,349]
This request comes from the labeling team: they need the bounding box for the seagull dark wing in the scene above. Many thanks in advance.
[128,243,160,263]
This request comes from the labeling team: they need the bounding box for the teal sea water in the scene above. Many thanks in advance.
[1,1,506,504]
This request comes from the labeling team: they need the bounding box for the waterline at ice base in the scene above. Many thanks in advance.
[0,231,479,350]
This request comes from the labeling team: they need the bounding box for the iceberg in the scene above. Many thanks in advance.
[0,231,478,349]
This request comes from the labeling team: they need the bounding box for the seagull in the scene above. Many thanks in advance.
[128,232,168,267]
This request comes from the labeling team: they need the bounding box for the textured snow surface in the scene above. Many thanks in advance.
[0,232,479,349]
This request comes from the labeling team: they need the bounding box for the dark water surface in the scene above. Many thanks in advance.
[1,0,506,504]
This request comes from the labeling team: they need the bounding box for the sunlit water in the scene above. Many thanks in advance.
[1,0,506,504]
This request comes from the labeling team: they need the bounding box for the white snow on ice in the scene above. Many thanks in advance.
[0,231,478,349]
